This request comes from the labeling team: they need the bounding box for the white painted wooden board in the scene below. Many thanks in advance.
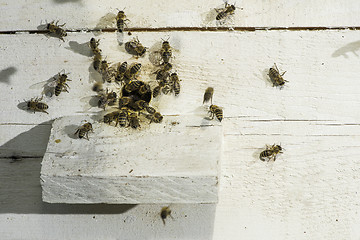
[41,115,222,203]
[0,30,360,127]
[0,0,360,237]
[1,0,360,31]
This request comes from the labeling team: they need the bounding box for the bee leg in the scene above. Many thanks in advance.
[42,109,49,114]
[281,71,287,76]
[74,129,79,136]
[84,132,90,141]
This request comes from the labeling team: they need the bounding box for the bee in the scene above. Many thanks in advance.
[98,89,117,109]
[118,107,131,127]
[209,105,223,122]
[93,53,102,72]
[160,206,173,225]
[89,37,101,55]
[26,97,49,114]
[125,37,147,57]
[134,100,156,114]
[268,63,288,88]
[138,84,151,95]
[155,63,172,81]
[203,87,214,104]
[75,122,93,140]
[100,60,116,83]
[259,144,283,161]
[125,80,142,92]
[215,2,236,23]
[115,61,127,83]
[146,112,163,123]
[170,73,181,96]
[118,96,132,108]
[116,10,129,33]
[47,20,67,41]
[129,63,142,76]
[153,79,168,98]
[103,111,120,125]
[160,39,172,64]
[54,72,71,96]
[92,82,104,93]
[128,112,140,129]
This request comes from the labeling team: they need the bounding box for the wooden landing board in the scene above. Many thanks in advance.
[41,114,222,204]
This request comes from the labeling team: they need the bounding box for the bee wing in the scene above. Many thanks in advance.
[192,105,210,117]
[29,78,57,89]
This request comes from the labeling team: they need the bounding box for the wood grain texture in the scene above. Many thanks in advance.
[0,0,360,31]
[41,115,221,203]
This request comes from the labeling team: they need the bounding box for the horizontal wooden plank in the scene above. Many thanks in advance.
[0,30,359,127]
[0,0,359,31]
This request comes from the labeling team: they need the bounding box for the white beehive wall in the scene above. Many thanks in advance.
[1,0,360,239]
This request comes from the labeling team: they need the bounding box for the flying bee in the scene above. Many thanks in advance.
[128,112,141,129]
[118,96,132,108]
[92,82,104,93]
[46,20,67,41]
[215,2,236,24]
[116,10,129,33]
[54,72,71,96]
[160,38,172,64]
[89,37,101,55]
[98,89,117,109]
[155,63,172,81]
[170,73,181,96]
[138,84,151,95]
[209,104,223,122]
[115,61,127,83]
[260,144,283,161]
[203,87,214,104]
[160,206,173,225]
[134,100,156,114]
[146,111,163,123]
[93,53,102,72]
[268,63,288,88]
[124,80,142,92]
[125,37,147,57]
[75,122,93,140]
[26,97,49,114]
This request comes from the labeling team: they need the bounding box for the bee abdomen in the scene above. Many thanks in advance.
[216,12,226,20]
[153,86,161,98]
[36,102,49,110]
[259,150,272,161]
[117,19,124,32]
[55,84,62,96]
[173,81,180,96]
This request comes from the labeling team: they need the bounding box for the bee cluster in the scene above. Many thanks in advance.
[26,3,288,164]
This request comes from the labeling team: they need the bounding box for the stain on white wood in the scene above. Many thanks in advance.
[1,0,360,31]
[41,115,222,203]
